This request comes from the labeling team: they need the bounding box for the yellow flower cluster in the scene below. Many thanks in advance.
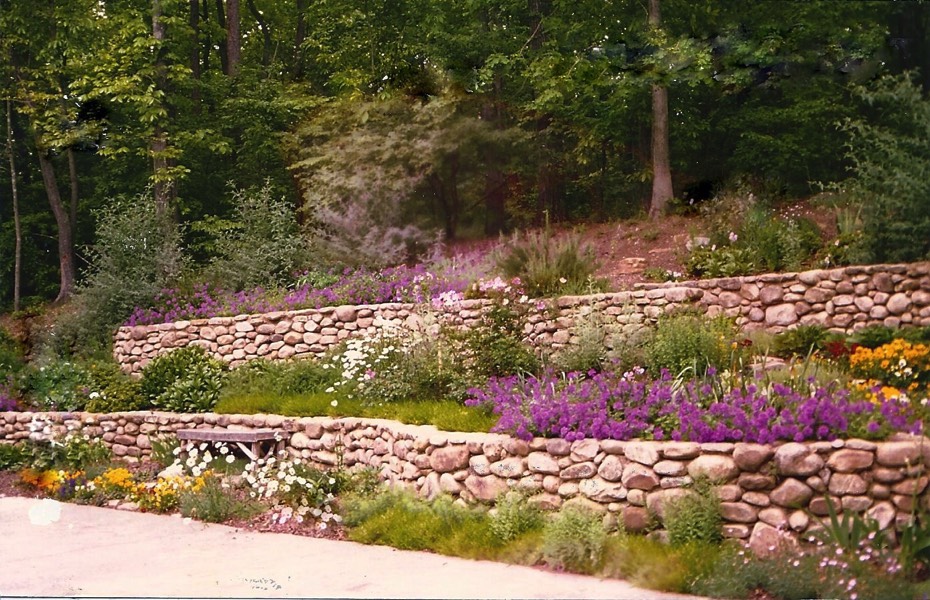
[91,467,137,499]
[134,474,207,513]
[20,469,84,495]
[849,339,930,393]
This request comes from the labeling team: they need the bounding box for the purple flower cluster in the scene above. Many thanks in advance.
[125,263,478,326]
[465,370,923,443]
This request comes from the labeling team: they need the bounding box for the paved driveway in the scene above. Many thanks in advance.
[0,496,703,599]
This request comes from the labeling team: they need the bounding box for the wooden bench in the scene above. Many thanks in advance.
[176,428,285,462]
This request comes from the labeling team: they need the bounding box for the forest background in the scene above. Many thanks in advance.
[2,0,930,349]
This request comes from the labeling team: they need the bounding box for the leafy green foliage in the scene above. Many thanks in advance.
[644,312,740,377]
[220,359,337,398]
[809,495,888,556]
[204,184,312,291]
[550,309,611,374]
[602,536,722,594]
[20,360,94,411]
[457,300,539,380]
[83,361,146,413]
[47,194,185,357]
[180,475,263,523]
[541,505,607,574]
[0,327,25,379]
[140,347,226,413]
[772,325,830,359]
[148,435,180,471]
[23,434,112,472]
[0,443,29,470]
[345,490,498,556]
[686,192,822,278]
[489,491,545,543]
[662,478,722,546]
[850,325,930,349]
[841,74,930,263]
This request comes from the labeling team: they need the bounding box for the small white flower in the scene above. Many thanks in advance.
[225,455,235,464]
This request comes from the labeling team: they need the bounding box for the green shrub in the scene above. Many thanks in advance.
[496,224,605,298]
[662,478,722,547]
[46,193,184,357]
[0,327,24,379]
[457,301,539,380]
[541,505,607,574]
[84,361,147,412]
[644,312,739,377]
[840,74,930,263]
[180,476,262,523]
[550,309,610,374]
[24,433,112,471]
[849,325,930,349]
[771,325,830,359]
[686,192,822,278]
[490,491,545,543]
[140,347,227,412]
[20,360,94,411]
[0,442,29,470]
[686,245,758,278]
[204,184,313,291]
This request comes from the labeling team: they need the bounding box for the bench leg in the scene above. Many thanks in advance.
[235,441,259,462]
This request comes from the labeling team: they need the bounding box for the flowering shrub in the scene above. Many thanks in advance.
[466,369,922,443]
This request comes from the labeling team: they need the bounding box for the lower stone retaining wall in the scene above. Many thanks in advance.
[113,261,930,374]
[3,411,927,550]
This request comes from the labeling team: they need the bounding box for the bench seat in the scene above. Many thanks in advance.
[176,428,285,461]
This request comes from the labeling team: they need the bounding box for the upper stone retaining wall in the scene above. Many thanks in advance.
[2,410,927,551]
[113,262,930,373]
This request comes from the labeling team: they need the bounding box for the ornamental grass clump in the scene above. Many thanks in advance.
[466,369,922,443]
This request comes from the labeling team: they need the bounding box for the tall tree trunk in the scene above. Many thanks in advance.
[294,0,307,78]
[246,0,273,67]
[214,0,229,75]
[36,148,75,303]
[202,0,212,73]
[647,0,673,219]
[482,76,507,236]
[66,148,78,233]
[6,102,22,312]
[152,0,174,215]
[226,0,241,76]
[190,0,201,108]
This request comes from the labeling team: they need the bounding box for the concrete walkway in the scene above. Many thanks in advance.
[0,496,703,599]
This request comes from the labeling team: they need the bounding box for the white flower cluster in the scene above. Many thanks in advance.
[322,325,421,401]
[171,441,236,477]
[241,454,342,528]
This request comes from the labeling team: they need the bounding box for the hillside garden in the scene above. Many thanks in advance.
[2,1,930,598]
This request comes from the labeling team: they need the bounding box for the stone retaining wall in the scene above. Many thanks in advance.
[3,411,927,550]
[113,262,930,373]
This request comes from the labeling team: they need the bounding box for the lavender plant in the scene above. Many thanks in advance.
[466,369,922,443]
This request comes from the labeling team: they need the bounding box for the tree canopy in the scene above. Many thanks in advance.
[0,0,925,310]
